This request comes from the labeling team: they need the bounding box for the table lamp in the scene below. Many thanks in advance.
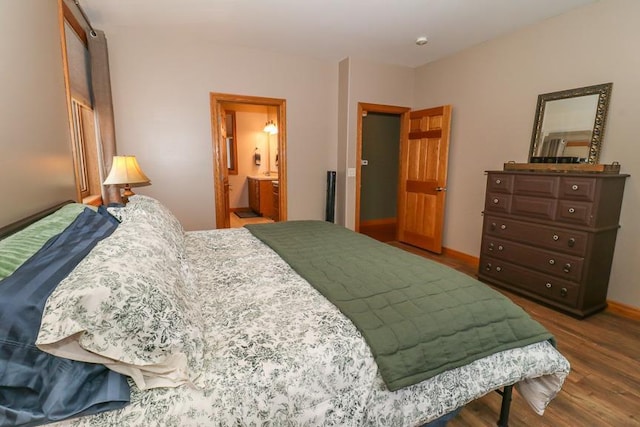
[103,155,150,203]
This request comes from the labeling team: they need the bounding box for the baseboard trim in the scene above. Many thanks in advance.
[606,300,640,321]
[442,247,480,270]
[360,218,397,242]
[360,218,396,226]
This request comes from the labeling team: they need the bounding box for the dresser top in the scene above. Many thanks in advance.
[487,170,629,179]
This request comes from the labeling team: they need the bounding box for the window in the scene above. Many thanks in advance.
[70,98,102,203]
[226,111,238,175]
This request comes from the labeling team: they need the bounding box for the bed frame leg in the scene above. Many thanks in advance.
[496,384,513,427]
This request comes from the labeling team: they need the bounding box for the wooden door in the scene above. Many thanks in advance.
[397,105,452,253]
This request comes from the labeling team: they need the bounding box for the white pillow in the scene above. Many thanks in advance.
[36,218,205,390]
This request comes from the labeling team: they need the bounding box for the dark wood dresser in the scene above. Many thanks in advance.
[478,170,628,318]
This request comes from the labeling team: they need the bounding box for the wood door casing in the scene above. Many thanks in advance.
[355,103,410,232]
[210,92,287,229]
[397,105,452,253]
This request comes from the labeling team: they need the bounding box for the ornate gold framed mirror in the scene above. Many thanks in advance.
[529,83,612,164]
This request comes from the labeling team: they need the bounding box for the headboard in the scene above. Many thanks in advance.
[0,201,74,240]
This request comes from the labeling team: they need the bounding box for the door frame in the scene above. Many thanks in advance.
[355,102,410,233]
[210,92,288,229]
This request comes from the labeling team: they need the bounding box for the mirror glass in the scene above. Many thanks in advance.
[225,111,238,175]
[529,83,612,164]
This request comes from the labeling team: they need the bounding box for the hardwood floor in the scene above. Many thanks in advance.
[389,242,640,427]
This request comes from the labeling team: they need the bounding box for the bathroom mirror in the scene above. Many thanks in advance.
[225,111,238,175]
[529,83,612,164]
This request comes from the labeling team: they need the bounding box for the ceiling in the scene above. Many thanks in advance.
[78,0,597,68]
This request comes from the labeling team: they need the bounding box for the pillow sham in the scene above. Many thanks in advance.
[36,215,205,391]
[105,195,185,257]
[104,195,198,288]
[0,203,88,280]
[0,208,130,425]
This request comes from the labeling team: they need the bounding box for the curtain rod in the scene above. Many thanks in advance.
[73,0,97,38]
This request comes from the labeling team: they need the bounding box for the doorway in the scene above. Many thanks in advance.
[356,102,452,253]
[357,110,403,242]
[356,103,410,240]
[210,93,287,229]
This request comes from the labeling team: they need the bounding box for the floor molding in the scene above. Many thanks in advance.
[606,300,640,320]
[360,218,397,242]
[442,247,479,270]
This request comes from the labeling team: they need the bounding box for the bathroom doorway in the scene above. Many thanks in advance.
[210,93,287,229]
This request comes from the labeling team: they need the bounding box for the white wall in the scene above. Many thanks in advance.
[0,0,76,225]
[413,0,640,308]
[338,58,415,229]
[104,28,338,230]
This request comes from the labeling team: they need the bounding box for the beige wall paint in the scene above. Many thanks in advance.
[338,58,415,229]
[0,0,76,226]
[104,28,338,231]
[413,0,640,308]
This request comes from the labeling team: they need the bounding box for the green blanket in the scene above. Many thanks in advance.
[246,220,554,391]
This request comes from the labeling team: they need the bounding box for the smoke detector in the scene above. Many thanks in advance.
[416,36,428,46]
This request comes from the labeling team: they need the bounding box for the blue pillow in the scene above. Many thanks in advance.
[0,208,130,426]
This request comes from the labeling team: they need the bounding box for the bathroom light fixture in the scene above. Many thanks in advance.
[263,120,278,135]
[103,155,151,204]
[416,36,428,46]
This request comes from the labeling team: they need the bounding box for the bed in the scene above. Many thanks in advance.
[0,195,570,426]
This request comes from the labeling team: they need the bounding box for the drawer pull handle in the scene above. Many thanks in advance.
[561,287,568,297]
[563,263,572,273]
[498,245,504,251]
[571,184,579,191]
[500,224,507,230]
[495,266,502,272]
[495,179,502,185]
[545,283,552,289]
[549,259,556,265]
[568,237,576,247]
[568,207,576,214]
[493,198,499,204]
[490,222,497,230]
[488,243,494,251]
[485,263,492,271]
[552,234,559,241]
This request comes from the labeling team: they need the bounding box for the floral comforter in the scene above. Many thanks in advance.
[57,228,570,426]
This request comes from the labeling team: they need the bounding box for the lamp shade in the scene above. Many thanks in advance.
[103,155,150,185]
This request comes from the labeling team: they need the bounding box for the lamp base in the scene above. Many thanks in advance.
[121,184,135,204]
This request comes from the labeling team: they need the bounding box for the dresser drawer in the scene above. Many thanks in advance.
[513,175,559,198]
[480,256,580,308]
[483,215,588,256]
[485,193,511,214]
[511,195,557,221]
[556,200,594,226]
[559,177,596,201]
[481,236,584,282]
[487,173,514,194]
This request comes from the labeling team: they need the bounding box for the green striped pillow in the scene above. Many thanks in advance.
[0,204,88,280]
